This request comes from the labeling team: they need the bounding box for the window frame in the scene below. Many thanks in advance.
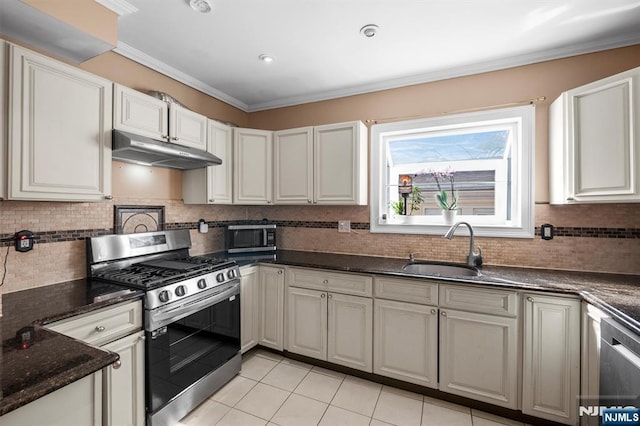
[370,105,535,238]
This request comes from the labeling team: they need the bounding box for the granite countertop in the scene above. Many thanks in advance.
[2,249,638,417]
[225,250,640,334]
[0,279,144,416]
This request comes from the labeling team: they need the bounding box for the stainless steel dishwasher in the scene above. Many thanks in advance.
[600,317,640,409]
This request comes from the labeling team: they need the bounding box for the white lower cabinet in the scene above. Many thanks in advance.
[373,299,438,388]
[258,265,285,350]
[522,294,581,425]
[0,373,102,426]
[102,331,145,426]
[46,300,145,426]
[439,308,518,409]
[581,303,609,426]
[286,267,373,372]
[240,265,260,353]
[287,286,373,372]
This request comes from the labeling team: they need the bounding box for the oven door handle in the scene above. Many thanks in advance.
[147,281,239,332]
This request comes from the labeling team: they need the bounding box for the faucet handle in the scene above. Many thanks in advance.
[409,252,418,262]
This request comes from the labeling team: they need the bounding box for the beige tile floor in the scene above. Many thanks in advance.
[179,349,529,426]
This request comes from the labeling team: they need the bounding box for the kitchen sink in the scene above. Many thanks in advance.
[402,262,481,277]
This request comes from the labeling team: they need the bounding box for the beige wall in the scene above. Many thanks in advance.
[1,36,639,295]
[249,44,640,202]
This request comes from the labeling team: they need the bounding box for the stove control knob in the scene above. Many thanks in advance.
[227,269,236,279]
[216,273,225,283]
[197,278,207,289]
[158,290,171,303]
[175,285,186,297]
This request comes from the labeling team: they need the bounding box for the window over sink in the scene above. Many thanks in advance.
[370,105,535,238]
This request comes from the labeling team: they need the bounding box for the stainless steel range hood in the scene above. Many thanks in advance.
[112,130,222,170]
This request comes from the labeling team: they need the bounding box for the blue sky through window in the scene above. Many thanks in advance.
[388,130,509,165]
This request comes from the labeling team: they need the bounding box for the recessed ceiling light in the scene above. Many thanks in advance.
[360,24,379,38]
[259,54,275,63]
[189,0,212,13]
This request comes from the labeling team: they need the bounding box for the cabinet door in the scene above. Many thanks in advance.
[233,128,273,204]
[258,266,284,350]
[113,84,168,141]
[523,294,580,425]
[0,372,102,426]
[8,44,112,201]
[102,331,145,426]
[374,299,438,388]
[439,309,518,409]
[581,303,609,426]
[0,42,7,200]
[286,286,327,360]
[550,66,640,204]
[327,292,373,372]
[183,119,233,204]
[240,266,260,353]
[169,104,208,150]
[274,127,314,204]
[313,121,367,205]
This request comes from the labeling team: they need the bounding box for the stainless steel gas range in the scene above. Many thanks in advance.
[86,230,240,426]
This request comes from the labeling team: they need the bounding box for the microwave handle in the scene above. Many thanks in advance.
[264,228,268,245]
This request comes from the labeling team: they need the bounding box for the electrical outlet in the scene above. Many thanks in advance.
[338,220,351,233]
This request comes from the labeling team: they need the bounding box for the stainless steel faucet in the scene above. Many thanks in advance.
[444,221,483,267]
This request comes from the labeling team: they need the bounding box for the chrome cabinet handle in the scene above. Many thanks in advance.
[95,326,106,332]
[431,308,437,314]
[112,360,122,370]
[527,296,534,302]
[104,195,113,200]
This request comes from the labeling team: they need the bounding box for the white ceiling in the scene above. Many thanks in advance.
[106,0,640,112]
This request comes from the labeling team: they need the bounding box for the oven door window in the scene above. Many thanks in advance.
[146,295,240,413]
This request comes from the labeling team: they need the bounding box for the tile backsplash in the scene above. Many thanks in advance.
[0,198,638,294]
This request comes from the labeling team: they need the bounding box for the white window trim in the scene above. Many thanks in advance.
[370,105,535,238]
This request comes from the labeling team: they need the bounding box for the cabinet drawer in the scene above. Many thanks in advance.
[439,285,518,317]
[287,267,372,297]
[47,300,142,346]
[374,276,438,305]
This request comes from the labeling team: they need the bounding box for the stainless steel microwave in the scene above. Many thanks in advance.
[226,224,276,253]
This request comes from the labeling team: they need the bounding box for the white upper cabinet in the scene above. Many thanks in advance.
[233,128,273,204]
[113,84,207,151]
[183,119,233,204]
[7,44,112,201]
[113,84,168,140]
[314,121,368,205]
[274,127,314,204]
[550,66,640,204]
[274,121,368,205]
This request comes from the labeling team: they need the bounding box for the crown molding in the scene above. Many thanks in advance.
[116,32,640,113]
[94,0,138,16]
[114,42,250,111]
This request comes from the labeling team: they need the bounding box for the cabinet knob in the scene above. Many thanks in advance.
[112,360,122,370]
[527,296,534,302]
[321,293,326,298]
[441,311,446,317]
[328,293,333,299]
[278,270,283,275]
[104,195,113,200]
[162,135,169,140]
[171,136,179,141]
[308,200,312,203]
[323,279,328,284]
[209,199,215,202]
[95,326,106,332]
[431,308,437,315]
